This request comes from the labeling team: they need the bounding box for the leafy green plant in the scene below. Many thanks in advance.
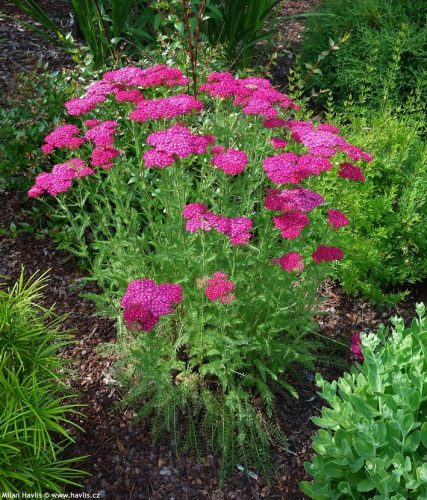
[200,0,280,68]
[8,0,161,67]
[299,0,427,109]
[309,100,427,304]
[301,303,427,499]
[0,271,87,493]
[0,63,80,191]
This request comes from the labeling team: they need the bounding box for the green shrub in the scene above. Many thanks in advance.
[0,61,108,191]
[310,103,427,304]
[301,303,427,499]
[0,272,87,492]
[299,0,427,109]
[0,65,76,191]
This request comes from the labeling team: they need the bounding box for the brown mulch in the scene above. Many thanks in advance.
[0,0,73,104]
[0,191,422,499]
[271,0,322,88]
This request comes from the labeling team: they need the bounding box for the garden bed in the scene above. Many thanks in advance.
[1,0,426,498]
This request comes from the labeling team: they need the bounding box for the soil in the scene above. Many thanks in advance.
[0,192,421,499]
[1,0,424,498]
[0,0,73,105]
[271,0,322,89]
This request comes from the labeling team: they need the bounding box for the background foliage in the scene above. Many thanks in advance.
[0,272,86,492]
[301,304,427,499]
[313,101,427,304]
[0,64,85,191]
[299,0,427,109]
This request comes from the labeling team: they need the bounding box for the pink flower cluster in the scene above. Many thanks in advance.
[211,148,248,176]
[263,152,332,185]
[91,146,120,169]
[200,72,300,118]
[271,137,287,149]
[182,204,252,245]
[28,159,93,198]
[129,94,203,122]
[272,252,304,272]
[41,125,85,154]
[144,124,215,168]
[64,65,189,117]
[85,120,118,146]
[350,332,364,362]
[120,278,182,331]
[311,245,344,263]
[339,162,366,182]
[327,209,349,229]
[263,117,287,128]
[273,212,310,239]
[103,65,190,88]
[286,120,373,162]
[204,272,235,304]
[264,188,324,212]
[115,89,144,104]
[65,95,107,116]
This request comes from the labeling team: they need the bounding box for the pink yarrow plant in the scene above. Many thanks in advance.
[27,64,373,338]
[26,64,376,473]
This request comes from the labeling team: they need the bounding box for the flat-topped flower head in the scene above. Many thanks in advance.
[211,145,227,154]
[41,124,85,154]
[84,119,101,129]
[183,204,252,244]
[272,252,304,272]
[312,245,344,263]
[102,66,147,86]
[103,65,190,88]
[182,203,212,232]
[91,146,120,169]
[350,332,364,362]
[271,137,287,149]
[263,117,287,128]
[265,188,324,213]
[121,278,182,331]
[61,158,94,178]
[339,162,366,182]
[129,94,203,122]
[204,272,235,304]
[28,163,78,198]
[145,124,215,167]
[65,95,106,116]
[143,150,175,169]
[273,212,310,239]
[28,158,96,198]
[286,120,346,158]
[85,120,118,147]
[201,71,300,116]
[115,89,144,103]
[242,98,278,118]
[340,144,373,162]
[327,209,349,228]
[228,217,253,245]
[263,152,331,185]
[211,148,248,176]
[182,203,209,219]
[286,120,372,161]
[85,80,123,98]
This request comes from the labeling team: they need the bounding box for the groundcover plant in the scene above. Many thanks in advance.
[28,64,372,478]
